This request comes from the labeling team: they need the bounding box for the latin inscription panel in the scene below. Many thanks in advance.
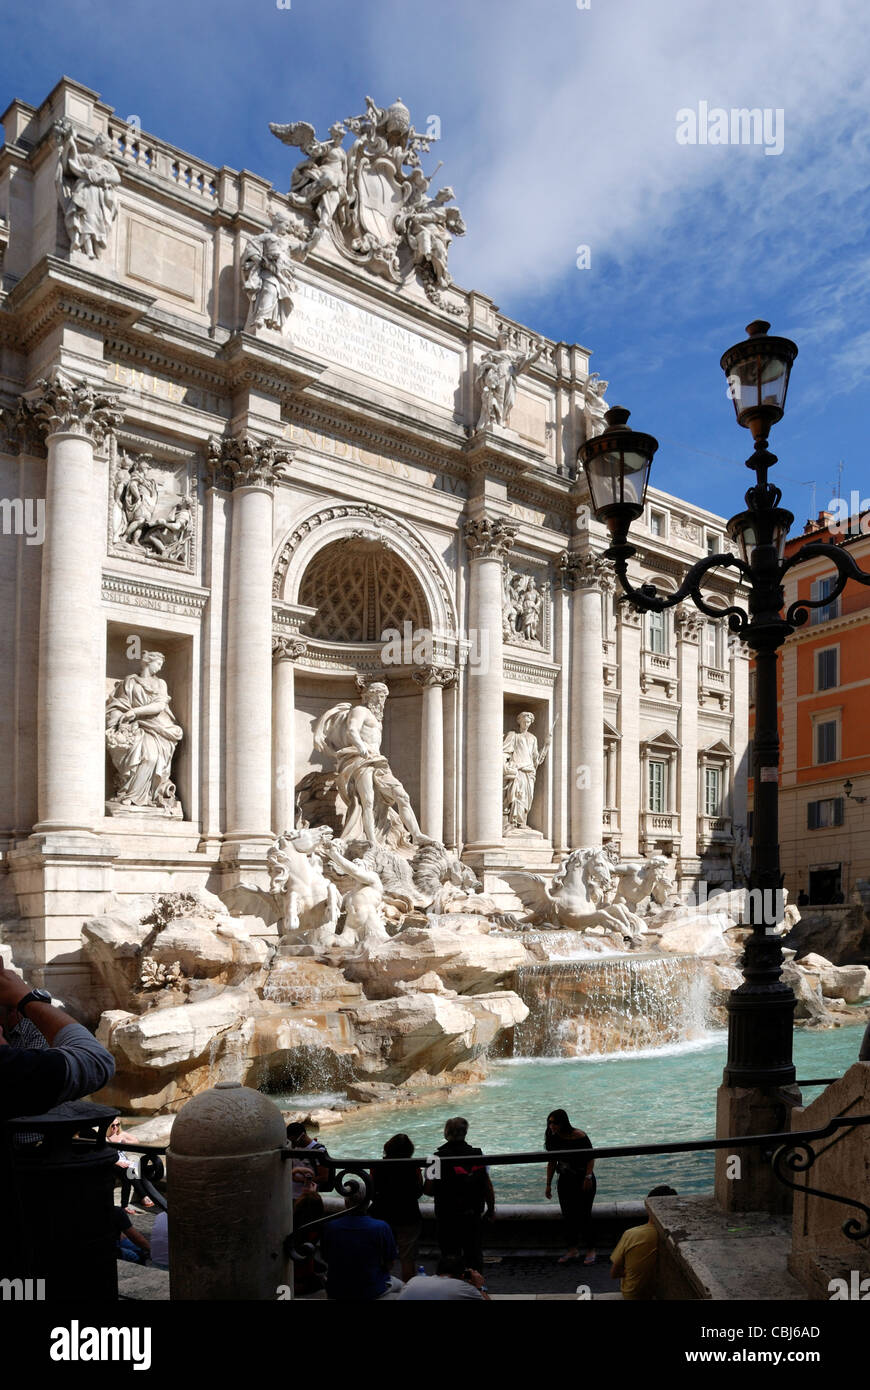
[290,278,462,410]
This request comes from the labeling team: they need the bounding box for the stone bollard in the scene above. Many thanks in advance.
[167,1081,291,1300]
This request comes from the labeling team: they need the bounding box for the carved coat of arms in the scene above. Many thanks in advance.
[269,96,465,310]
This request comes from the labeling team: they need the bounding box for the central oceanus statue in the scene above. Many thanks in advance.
[312,681,433,849]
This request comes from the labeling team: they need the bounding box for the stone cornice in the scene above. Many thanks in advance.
[101,571,209,615]
[503,656,560,686]
[464,515,518,560]
[3,256,156,350]
[207,433,293,492]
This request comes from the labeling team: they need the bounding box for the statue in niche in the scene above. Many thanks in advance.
[475,327,544,431]
[503,711,553,831]
[583,372,609,440]
[106,651,183,817]
[241,214,299,332]
[54,120,121,260]
[313,681,433,849]
[112,453,192,563]
[502,568,544,643]
[269,121,349,249]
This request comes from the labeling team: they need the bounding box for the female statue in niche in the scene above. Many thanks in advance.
[106,651,183,816]
[503,711,553,831]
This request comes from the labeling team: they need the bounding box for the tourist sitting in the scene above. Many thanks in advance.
[399,1254,490,1301]
[609,1185,677,1300]
[114,1206,150,1265]
[369,1133,424,1283]
[286,1120,332,1194]
[318,1179,402,1301]
[426,1117,494,1276]
[0,967,115,1119]
[108,1118,158,1211]
[544,1108,596,1265]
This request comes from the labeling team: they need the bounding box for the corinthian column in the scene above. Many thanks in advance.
[208,435,291,846]
[413,665,457,843]
[561,551,614,850]
[464,516,516,849]
[272,636,307,834]
[28,370,123,832]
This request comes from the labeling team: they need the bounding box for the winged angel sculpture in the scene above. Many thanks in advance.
[269,96,465,303]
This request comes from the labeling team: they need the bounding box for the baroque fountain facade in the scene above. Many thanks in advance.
[1,79,867,1119]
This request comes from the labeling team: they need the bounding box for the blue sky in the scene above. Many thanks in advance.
[2,0,869,525]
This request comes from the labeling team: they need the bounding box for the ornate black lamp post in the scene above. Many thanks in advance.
[580,321,870,1091]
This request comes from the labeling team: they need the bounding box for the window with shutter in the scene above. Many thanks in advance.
[816,647,838,690]
[815,720,838,764]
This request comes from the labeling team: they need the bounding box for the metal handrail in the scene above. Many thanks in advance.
[285,1111,870,1242]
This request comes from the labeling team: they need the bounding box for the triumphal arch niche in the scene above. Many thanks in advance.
[0,78,749,1006]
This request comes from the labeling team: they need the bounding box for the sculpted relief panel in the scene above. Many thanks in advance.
[109,447,195,570]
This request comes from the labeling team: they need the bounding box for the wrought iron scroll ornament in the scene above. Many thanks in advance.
[771,1114,870,1242]
[614,551,751,635]
[782,540,870,628]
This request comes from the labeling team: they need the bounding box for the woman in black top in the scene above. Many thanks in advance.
[544,1108,596,1265]
[369,1133,424,1283]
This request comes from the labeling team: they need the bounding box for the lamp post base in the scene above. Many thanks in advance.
[714,1082,802,1213]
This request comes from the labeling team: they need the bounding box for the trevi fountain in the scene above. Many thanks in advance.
[0,80,867,1157]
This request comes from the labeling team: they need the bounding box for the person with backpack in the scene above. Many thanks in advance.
[426,1117,495,1274]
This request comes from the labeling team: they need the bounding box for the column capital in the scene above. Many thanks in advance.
[28,368,123,446]
[674,603,705,642]
[412,664,458,689]
[272,636,308,664]
[558,550,616,593]
[463,514,517,560]
[208,434,293,492]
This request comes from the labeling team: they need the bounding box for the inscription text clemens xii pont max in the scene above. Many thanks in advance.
[288,280,463,410]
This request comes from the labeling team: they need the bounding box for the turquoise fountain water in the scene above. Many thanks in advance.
[277,1025,865,1203]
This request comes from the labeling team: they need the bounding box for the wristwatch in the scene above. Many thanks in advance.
[16,988,52,1016]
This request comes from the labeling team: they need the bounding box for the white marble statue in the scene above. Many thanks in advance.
[503,712,553,831]
[223,826,341,948]
[506,848,646,935]
[325,839,407,946]
[241,214,298,332]
[54,120,120,260]
[313,682,433,849]
[583,372,609,439]
[396,185,466,289]
[476,328,544,430]
[105,652,183,816]
[270,121,348,249]
[612,856,675,915]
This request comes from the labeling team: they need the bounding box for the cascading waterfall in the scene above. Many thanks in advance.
[509,953,711,1058]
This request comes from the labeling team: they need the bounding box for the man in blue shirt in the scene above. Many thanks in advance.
[319,1185,401,1301]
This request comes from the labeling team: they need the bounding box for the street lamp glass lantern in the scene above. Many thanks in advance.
[579,406,658,542]
[726,505,793,564]
[720,320,798,439]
